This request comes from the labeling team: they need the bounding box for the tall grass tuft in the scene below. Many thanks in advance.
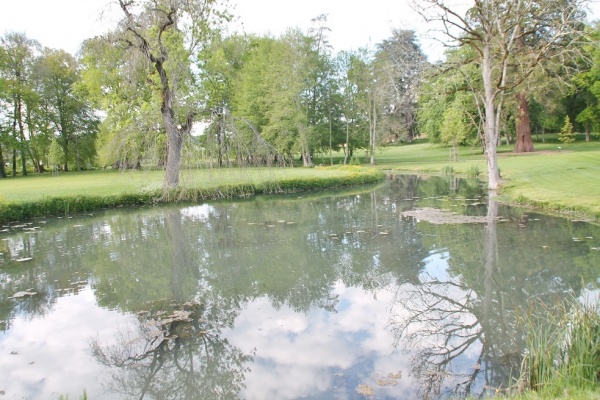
[518,298,600,395]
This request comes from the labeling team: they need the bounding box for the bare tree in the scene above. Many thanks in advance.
[415,0,590,189]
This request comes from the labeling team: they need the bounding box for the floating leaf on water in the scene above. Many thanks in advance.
[542,245,549,249]
[16,257,33,262]
[355,384,375,396]
[473,363,481,370]
[387,372,402,379]
[9,291,37,299]
[376,378,398,386]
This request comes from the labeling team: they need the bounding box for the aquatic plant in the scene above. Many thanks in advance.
[518,297,600,395]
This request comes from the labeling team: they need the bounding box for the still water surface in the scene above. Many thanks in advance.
[1,175,599,399]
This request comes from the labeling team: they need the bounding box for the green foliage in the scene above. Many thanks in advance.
[441,165,455,175]
[465,164,480,179]
[558,116,575,144]
[519,299,600,394]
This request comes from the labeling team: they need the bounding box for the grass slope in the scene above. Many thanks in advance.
[378,137,600,219]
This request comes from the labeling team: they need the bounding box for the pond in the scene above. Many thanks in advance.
[1,174,599,399]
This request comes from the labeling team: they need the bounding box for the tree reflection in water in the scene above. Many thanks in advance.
[90,211,253,399]
[390,193,521,399]
[91,298,253,399]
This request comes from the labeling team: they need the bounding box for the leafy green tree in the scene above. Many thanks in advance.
[95,0,231,188]
[417,46,482,147]
[231,32,310,161]
[35,49,98,171]
[440,95,472,160]
[573,23,600,141]
[0,32,39,176]
[80,37,162,169]
[333,51,368,164]
[558,115,575,143]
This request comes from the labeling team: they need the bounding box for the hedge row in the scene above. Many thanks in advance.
[0,167,385,223]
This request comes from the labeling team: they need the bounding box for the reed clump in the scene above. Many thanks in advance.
[518,298,600,396]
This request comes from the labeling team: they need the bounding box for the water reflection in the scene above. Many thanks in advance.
[0,175,599,399]
[91,299,251,399]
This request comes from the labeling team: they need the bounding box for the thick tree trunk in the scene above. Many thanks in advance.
[482,44,501,190]
[513,92,534,153]
[163,116,183,190]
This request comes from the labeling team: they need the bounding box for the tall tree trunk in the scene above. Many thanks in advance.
[585,123,590,142]
[513,92,534,153]
[329,107,333,166]
[17,110,28,176]
[61,138,69,172]
[369,97,377,166]
[164,116,183,189]
[343,121,349,165]
[12,149,17,177]
[0,143,6,178]
[482,44,501,190]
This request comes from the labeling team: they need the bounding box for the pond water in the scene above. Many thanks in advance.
[1,174,599,400]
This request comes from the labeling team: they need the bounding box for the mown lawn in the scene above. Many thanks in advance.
[376,136,600,218]
[0,166,361,203]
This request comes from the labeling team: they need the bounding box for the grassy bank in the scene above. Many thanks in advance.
[377,136,600,219]
[0,165,384,223]
[2,134,599,221]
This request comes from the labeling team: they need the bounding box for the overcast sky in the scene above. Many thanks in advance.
[0,0,445,59]
[1,0,598,62]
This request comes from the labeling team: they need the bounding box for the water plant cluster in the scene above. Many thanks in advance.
[518,299,600,397]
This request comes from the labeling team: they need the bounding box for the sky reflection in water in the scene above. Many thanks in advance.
[1,175,599,399]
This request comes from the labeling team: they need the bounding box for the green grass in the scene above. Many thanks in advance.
[2,133,600,220]
[0,166,368,202]
[0,165,384,222]
[370,135,600,219]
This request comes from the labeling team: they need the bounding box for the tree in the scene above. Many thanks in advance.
[376,29,428,143]
[35,49,98,171]
[231,32,310,161]
[417,0,590,189]
[101,0,231,189]
[333,51,367,164]
[0,32,39,176]
[558,115,575,143]
[417,46,483,147]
